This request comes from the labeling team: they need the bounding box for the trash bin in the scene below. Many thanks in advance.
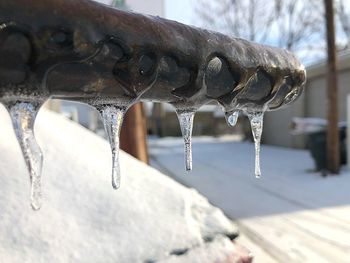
[291,117,347,172]
[307,127,347,171]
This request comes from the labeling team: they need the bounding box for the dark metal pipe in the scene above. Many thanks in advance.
[0,0,306,112]
[0,0,308,209]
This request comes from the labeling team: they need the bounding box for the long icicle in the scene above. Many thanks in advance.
[99,105,125,189]
[246,111,264,178]
[8,101,43,210]
[176,110,195,171]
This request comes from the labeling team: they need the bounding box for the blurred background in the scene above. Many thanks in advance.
[39,0,350,262]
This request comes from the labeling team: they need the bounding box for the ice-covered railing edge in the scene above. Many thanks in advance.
[0,0,306,209]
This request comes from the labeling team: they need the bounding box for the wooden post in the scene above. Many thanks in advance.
[347,95,350,170]
[151,103,165,137]
[324,0,340,174]
[120,103,149,164]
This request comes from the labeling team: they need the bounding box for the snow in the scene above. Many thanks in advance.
[290,117,347,135]
[149,136,350,262]
[158,236,251,263]
[0,106,242,263]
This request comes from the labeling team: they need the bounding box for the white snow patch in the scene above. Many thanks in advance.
[0,106,237,263]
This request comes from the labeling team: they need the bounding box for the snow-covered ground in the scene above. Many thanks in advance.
[149,136,350,263]
[0,108,251,263]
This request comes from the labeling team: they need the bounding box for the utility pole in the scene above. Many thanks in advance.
[120,103,149,164]
[324,0,340,174]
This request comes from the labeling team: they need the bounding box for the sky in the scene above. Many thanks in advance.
[164,0,194,25]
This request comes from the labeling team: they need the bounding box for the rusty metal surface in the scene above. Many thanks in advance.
[0,0,306,112]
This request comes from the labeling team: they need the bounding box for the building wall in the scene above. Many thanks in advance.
[263,53,350,148]
[304,69,350,121]
[263,93,306,148]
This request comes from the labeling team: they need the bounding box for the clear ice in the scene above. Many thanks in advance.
[176,110,195,171]
[246,110,264,178]
[8,102,43,210]
[99,105,125,189]
[225,111,239,127]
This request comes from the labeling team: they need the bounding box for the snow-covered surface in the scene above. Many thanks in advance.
[0,107,241,263]
[149,136,350,263]
[290,117,347,135]
[158,236,251,263]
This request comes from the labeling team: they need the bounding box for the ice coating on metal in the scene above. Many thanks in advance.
[8,102,43,210]
[99,105,125,189]
[0,0,306,113]
[176,111,195,171]
[0,0,307,208]
[246,111,265,178]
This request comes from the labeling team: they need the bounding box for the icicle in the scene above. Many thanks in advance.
[246,111,264,178]
[225,111,239,127]
[176,110,195,171]
[8,102,43,210]
[98,105,125,189]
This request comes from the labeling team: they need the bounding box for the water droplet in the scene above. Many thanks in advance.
[8,102,43,210]
[176,110,195,171]
[225,111,239,127]
[246,111,264,178]
[98,105,125,189]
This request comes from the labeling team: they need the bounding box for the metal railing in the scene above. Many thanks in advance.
[0,0,306,209]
